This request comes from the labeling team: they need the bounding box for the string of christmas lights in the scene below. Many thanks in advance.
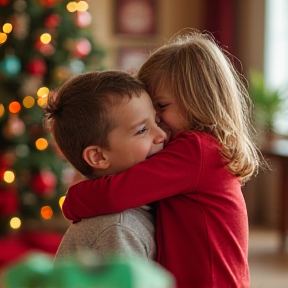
[0,0,105,236]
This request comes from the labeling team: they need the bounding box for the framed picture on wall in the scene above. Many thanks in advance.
[115,0,156,35]
[118,47,150,72]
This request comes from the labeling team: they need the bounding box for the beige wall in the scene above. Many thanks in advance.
[236,0,265,76]
[89,0,266,77]
[89,0,205,69]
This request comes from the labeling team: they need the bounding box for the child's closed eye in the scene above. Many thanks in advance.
[135,126,148,135]
[158,103,170,110]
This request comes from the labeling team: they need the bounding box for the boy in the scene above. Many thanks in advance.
[43,70,167,264]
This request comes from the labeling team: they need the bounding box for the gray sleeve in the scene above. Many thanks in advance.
[54,232,75,264]
[92,225,148,259]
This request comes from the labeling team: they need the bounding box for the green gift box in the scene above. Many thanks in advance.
[4,251,175,288]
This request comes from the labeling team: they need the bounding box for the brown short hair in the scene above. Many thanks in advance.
[44,71,145,177]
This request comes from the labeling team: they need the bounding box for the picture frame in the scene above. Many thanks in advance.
[115,0,156,35]
[118,47,150,72]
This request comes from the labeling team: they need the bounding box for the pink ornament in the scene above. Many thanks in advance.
[27,58,47,76]
[76,11,92,28]
[3,115,25,138]
[31,170,57,195]
[74,39,91,58]
[35,40,55,56]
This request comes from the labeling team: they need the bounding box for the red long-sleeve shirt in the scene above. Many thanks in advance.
[63,131,249,288]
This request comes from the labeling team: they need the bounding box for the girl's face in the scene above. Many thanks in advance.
[153,86,188,137]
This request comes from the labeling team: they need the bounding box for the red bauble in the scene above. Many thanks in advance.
[0,0,11,6]
[31,170,57,195]
[35,0,60,7]
[44,14,61,28]
[0,187,19,216]
[27,58,47,76]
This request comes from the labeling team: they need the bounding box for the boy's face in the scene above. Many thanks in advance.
[104,91,167,175]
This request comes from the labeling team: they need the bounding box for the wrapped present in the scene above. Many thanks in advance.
[3,251,175,288]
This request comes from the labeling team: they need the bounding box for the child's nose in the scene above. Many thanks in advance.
[153,125,168,144]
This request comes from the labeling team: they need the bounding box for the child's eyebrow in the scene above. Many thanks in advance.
[129,118,147,130]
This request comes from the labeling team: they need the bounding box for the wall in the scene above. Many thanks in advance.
[89,0,205,69]
[235,0,265,75]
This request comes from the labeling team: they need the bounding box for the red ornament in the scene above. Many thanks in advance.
[31,170,57,195]
[27,57,47,76]
[44,14,61,28]
[0,187,19,216]
[0,0,11,6]
[35,0,60,7]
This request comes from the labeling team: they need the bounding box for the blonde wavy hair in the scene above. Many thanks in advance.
[138,29,266,184]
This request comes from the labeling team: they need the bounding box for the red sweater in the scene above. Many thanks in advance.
[63,132,249,288]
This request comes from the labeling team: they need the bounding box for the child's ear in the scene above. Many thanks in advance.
[82,146,110,170]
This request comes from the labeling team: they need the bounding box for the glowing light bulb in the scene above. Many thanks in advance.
[41,206,53,219]
[0,104,5,118]
[0,32,7,43]
[37,97,47,107]
[10,217,21,229]
[37,87,49,107]
[4,170,15,183]
[23,96,35,108]
[67,2,77,12]
[3,23,12,33]
[40,33,51,44]
[37,86,49,97]
[35,138,48,150]
[77,1,88,11]
[9,101,21,113]
[59,196,66,209]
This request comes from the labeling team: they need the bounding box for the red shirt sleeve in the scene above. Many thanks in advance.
[62,132,202,221]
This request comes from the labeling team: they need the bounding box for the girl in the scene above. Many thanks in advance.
[62,29,265,288]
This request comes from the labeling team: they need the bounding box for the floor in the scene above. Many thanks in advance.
[249,227,288,288]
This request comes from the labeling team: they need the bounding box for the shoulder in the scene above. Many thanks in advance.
[174,131,218,145]
[119,207,155,236]
[65,213,123,239]
[166,131,220,155]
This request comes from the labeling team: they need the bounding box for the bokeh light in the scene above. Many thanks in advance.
[41,206,53,219]
[0,32,7,43]
[77,1,88,11]
[3,170,15,183]
[35,138,48,150]
[76,11,91,28]
[37,86,49,97]
[0,103,5,118]
[10,217,21,229]
[40,33,51,44]
[8,101,21,113]
[3,23,12,33]
[67,1,77,12]
[59,196,65,209]
[23,96,35,108]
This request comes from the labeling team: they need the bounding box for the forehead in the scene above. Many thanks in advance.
[110,91,154,128]
[149,75,171,98]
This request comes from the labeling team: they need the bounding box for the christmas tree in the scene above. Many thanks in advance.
[0,0,105,238]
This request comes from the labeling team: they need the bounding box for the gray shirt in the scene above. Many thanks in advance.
[54,206,156,265]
